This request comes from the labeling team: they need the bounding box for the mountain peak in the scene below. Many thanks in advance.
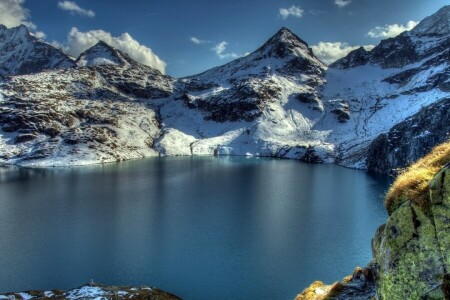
[257,27,316,60]
[76,41,137,67]
[411,5,450,36]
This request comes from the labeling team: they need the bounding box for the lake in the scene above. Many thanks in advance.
[0,157,389,299]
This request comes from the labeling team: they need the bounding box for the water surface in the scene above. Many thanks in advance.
[0,157,389,299]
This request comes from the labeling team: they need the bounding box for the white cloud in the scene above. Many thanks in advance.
[58,1,95,17]
[62,27,166,73]
[311,42,375,65]
[309,9,326,16]
[212,41,239,59]
[0,0,45,37]
[31,31,46,39]
[190,36,209,45]
[335,0,351,8]
[279,5,304,19]
[367,20,418,39]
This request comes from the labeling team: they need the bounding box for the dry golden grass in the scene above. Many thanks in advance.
[385,141,450,214]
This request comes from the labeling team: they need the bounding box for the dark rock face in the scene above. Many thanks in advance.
[14,133,37,144]
[329,47,370,69]
[295,92,323,111]
[0,25,75,76]
[96,65,174,99]
[298,146,323,163]
[182,80,282,122]
[367,97,450,175]
[330,101,350,123]
[370,34,419,69]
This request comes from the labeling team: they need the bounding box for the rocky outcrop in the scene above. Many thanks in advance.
[370,165,450,299]
[0,282,181,299]
[295,267,376,300]
[367,97,450,175]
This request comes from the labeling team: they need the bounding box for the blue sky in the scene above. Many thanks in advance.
[1,0,449,77]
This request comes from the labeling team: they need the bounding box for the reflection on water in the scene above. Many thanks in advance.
[0,157,389,299]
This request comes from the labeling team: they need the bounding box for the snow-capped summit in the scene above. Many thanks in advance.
[411,5,450,36]
[76,40,138,67]
[0,24,75,76]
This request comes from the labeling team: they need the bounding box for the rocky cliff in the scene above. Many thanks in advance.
[296,142,450,299]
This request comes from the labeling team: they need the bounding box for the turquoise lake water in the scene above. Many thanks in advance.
[0,157,389,299]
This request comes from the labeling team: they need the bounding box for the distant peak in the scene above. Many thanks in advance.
[76,40,137,67]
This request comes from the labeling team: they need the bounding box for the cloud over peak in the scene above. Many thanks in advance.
[0,0,45,38]
[58,1,95,18]
[279,5,304,19]
[61,27,166,73]
[367,21,418,38]
[311,42,374,65]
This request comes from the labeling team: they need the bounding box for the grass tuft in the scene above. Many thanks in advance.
[385,141,450,214]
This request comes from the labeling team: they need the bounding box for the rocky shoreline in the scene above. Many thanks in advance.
[0,282,181,300]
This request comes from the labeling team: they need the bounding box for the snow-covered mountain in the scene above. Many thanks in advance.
[0,6,449,171]
[324,5,450,168]
[0,25,74,76]
[156,27,332,159]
